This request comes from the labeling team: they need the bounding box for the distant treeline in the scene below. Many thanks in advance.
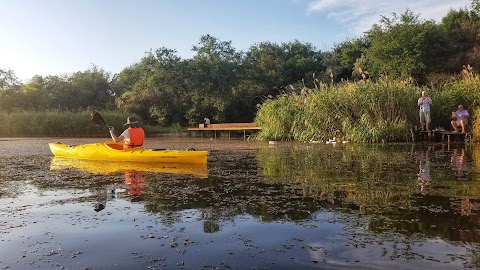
[0,110,169,137]
[0,4,479,132]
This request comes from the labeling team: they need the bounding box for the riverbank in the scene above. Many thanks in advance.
[255,76,480,142]
[0,110,177,137]
[2,75,480,142]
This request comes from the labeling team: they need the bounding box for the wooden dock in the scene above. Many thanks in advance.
[411,129,472,143]
[188,123,261,140]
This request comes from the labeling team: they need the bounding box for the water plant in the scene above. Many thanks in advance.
[170,122,184,135]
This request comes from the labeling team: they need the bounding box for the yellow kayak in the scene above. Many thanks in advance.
[50,157,208,178]
[48,141,208,164]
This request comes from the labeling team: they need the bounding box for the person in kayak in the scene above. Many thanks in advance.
[109,116,145,149]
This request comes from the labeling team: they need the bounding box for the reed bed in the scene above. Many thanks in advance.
[255,76,480,142]
[0,110,140,137]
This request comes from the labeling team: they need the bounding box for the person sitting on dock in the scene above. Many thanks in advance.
[109,116,145,149]
[417,91,432,131]
[451,104,470,133]
[204,117,211,127]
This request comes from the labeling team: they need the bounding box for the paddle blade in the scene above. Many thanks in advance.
[91,111,107,126]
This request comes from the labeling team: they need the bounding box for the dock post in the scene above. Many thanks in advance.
[244,130,246,140]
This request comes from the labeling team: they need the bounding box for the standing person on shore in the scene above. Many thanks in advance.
[418,91,432,131]
[109,116,145,150]
[451,104,470,133]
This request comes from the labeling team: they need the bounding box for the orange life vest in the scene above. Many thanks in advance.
[124,127,145,150]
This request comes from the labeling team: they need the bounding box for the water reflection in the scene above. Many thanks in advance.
[451,148,468,180]
[41,146,480,242]
[256,144,480,244]
[124,171,145,197]
[2,139,480,269]
[417,147,431,193]
[49,157,208,179]
[49,157,208,208]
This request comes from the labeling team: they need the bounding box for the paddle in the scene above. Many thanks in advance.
[91,111,109,128]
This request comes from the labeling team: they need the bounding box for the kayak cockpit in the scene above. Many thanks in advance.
[104,141,127,150]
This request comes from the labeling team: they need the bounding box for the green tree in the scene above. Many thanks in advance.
[115,48,189,125]
[0,68,21,92]
[0,68,24,111]
[244,40,323,92]
[441,8,480,72]
[472,0,480,12]
[68,66,113,109]
[335,38,370,78]
[319,51,343,83]
[111,64,144,98]
[22,75,69,109]
[365,10,446,82]
[22,67,112,110]
[185,35,243,125]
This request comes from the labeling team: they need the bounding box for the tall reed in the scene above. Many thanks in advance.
[255,76,480,142]
[0,110,139,137]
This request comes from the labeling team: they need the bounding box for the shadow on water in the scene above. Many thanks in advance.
[1,138,480,269]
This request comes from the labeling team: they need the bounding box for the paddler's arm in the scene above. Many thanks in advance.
[109,126,124,143]
[110,131,124,143]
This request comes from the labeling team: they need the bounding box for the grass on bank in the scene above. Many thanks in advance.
[0,110,177,137]
[255,75,480,142]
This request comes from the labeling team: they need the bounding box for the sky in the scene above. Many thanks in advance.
[0,0,472,81]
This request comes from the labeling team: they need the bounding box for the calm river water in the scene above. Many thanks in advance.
[0,138,479,269]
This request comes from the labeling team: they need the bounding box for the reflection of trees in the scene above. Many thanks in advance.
[141,169,329,229]
[417,147,431,193]
[0,156,50,198]
[257,144,417,207]
[203,220,220,233]
[29,166,126,208]
[256,144,480,243]
[140,149,380,231]
[368,195,480,242]
[451,148,468,180]
[0,177,23,198]
[17,145,480,249]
